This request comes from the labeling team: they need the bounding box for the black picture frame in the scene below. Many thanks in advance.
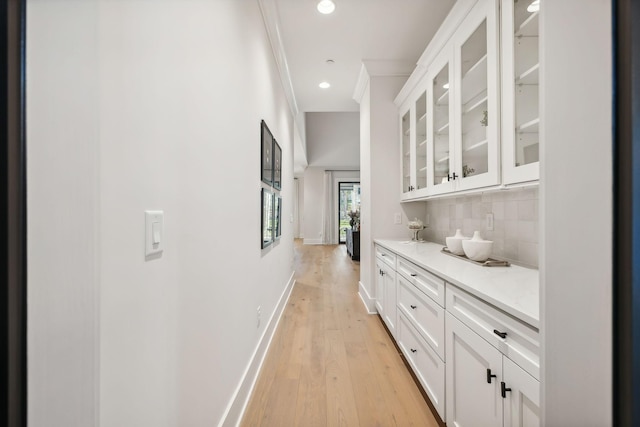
[261,188,274,248]
[261,120,274,186]
[273,140,282,190]
[274,196,282,240]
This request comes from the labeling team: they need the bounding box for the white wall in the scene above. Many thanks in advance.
[28,1,296,426]
[305,112,360,168]
[541,1,612,425]
[27,2,100,425]
[357,73,420,310]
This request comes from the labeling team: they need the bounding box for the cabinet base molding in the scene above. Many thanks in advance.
[358,281,377,314]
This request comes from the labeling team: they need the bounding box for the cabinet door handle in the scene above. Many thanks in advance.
[381,254,386,257]
[381,271,385,276]
[493,329,507,339]
[410,348,417,353]
[410,305,417,310]
[501,381,512,398]
[486,368,497,384]
[452,172,459,180]
[410,273,417,277]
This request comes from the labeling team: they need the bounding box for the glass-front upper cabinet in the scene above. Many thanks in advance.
[502,0,540,184]
[453,0,500,191]
[415,92,428,192]
[401,109,411,195]
[428,49,455,195]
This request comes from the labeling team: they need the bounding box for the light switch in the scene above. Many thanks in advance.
[145,211,164,258]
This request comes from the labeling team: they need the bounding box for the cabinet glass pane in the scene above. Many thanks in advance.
[513,0,540,167]
[416,92,427,190]
[460,20,488,178]
[433,64,450,186]
[402,111,411,192]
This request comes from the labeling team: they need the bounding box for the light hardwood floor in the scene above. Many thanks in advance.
[241,241,441,427]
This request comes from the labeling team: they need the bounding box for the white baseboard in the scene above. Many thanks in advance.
[219,271,296,427]
[358,281,378,314]
[303,238,323,245]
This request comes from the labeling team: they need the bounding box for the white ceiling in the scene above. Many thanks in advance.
[274,0,456,113]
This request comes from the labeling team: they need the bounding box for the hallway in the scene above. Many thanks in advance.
[241,241,440,426]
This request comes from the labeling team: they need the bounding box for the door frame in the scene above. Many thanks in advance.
[1,0,27,425]
[337,181,360,244]
[613,0,640,424]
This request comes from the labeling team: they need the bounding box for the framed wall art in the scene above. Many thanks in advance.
[274,196,282,240]
[273,140,282,190]
[261,120,274,186]
[261,188,274,248]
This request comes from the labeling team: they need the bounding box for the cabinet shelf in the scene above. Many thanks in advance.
[517,11,539,38]
[404,129,411,136]
[462,55,488,104]
[464,139,488,152]
[437,155,450,164]
[518,118,539,133]
[418,112,428,123]
[418,139,428,148]
[436,89,449,106]
[464,92,488,114]
[517,63,539,85]
[437,122,450,134]
[419,166,428,173]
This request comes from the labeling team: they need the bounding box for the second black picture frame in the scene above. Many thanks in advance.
[273,141,282,190]
[261,120,274,186]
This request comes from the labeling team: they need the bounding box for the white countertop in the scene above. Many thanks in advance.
[375,239,540,328]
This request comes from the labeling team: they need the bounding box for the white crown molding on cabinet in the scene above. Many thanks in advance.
[394,0,478,107]
[353,60,415,104]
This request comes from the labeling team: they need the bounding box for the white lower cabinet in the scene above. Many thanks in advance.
[503,357,540,427]
[397,313,446,420]
[446,312,503,427]
[375,254,397,337]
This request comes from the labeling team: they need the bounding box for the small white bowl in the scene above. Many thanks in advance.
[446,229,469,256]
[462,231,493,262]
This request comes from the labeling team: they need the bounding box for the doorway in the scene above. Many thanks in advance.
[338,182,360,243]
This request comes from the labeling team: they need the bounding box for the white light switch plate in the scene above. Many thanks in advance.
[394,212,402,225]
[145,210,164,258]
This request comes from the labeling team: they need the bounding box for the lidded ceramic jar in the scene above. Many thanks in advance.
[445,229,470,256]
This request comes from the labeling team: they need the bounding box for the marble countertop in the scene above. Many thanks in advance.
[374,239,540,328]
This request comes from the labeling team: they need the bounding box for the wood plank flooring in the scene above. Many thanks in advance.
[241,241,440,427]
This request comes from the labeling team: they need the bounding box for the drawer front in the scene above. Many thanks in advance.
[398,313,446,421]
[446,284,540,380]
[397,256,445,307]
[375,245,397,269]
[397,275,445,360]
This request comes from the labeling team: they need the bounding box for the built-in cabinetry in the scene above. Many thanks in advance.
[375,245,397,336]
[397,0,540,200]
[374,241,540,426]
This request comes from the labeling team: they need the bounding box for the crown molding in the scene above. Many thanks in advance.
[352,60,414,104]
[257,0,300,121]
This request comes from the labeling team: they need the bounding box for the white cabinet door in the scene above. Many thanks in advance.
[400,107,414,197]
[503,357,540,427]
[382,266,397,336]
[452,0,501,191]
[375,258,385,316]
[500,0,540,184]
[446,312,503,427]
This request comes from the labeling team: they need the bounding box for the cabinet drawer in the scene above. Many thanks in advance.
[397,256,445,307]
[398,275,445,360]
[398,313,446,421]
[375,245,397,269]
[446,284,540,380]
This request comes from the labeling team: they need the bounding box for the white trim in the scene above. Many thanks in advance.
[352,64,370,104]
[355,61,414,105]
[218,272,296,427]
[303,238,323,245]
[256,0,304,138]
[358,281,378,314]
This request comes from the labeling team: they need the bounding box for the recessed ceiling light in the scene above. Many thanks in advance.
[527,0,540,13]
[326,59,335,64]
[319,82,331,89]
[317,0,336,14]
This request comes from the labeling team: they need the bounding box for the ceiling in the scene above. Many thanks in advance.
[274,0,456,113]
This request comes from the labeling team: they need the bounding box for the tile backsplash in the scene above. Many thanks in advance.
[421,187,539,268]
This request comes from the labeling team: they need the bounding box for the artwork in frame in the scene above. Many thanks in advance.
[261,188,274,248]
[273,140,282,190]
[273,196,282,240]
[261,120,274,186]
